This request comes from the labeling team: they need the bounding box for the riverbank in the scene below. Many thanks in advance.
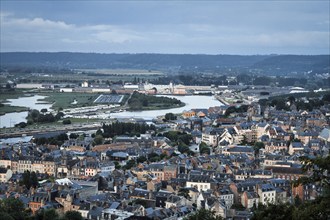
[0,106,29,116]
[0,91,33,115]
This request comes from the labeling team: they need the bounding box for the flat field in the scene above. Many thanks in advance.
[40,92,99,110]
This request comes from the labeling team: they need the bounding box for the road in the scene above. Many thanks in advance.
[0,123,102,139]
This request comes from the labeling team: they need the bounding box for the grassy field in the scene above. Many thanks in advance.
[0,90,128,114]
[0,90,34,101]
[0,105,28,115]
[0,90,35,115]
[40,92,99,110]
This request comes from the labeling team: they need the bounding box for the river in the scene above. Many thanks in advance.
[109,95,223,120]
[0,95,52,128]
[0,95,223,128]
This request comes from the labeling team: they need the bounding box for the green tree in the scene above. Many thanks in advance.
[253,142,265,156]
[37,208,59,220]
[165,113,177,121]
[62,119,71,125]
[0,197,28,220]
[137,156,147,163]
[185,208,223,220]
[22,170,31,189]
[199,142,211,155]
[123,159,136,170]
[294,155,330,190]
[92,134,104,146]
[69,133,79,139]
[15,122,27,128]
[0,212,14,220]
[30,171,39,188]
[252,202,294,220]
[178,145,190,154]
[322,93,330,102]
[40,108,48,114]
[252,155,330,220]
[55,112,65,120]
[64,210,83,220]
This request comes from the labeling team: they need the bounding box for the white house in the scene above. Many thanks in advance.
[257,184,276,205]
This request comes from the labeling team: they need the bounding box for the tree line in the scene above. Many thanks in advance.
[102,121,156,138]
[259,92,330,111]
[128,91,182,111]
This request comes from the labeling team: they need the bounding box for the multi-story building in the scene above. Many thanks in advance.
[265,140,288,153]
[163,165,177,181]
[186,175,212,192]
[18,156,33,173]
[0,159,12,169]
[217,188,234,209]
[257,183,276,205]
[31,160,44,174]
[43,160,57,176]
[202,128,223,147]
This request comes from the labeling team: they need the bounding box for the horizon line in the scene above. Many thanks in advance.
[1,51,329,56]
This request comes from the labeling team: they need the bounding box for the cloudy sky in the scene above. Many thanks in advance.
[1,1,329,55]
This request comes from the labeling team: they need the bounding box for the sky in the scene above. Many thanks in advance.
[0,1,329,55]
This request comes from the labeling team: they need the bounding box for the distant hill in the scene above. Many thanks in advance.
[0,52,329,75]
[252,55,330,74]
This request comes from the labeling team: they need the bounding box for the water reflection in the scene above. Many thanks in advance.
[0,95,51,128]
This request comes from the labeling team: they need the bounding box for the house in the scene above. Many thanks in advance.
[222,146,254,159]
[186,175,212,192]
[319,128,330,143]
[275,187,288,204]
[99,162,115,174]
[288,142,305,155]
[217,188,234,209]
[257,183,276,205]
[182,110,196,118]
[265,166,305,181]
[196,191,212,209]
[229,181,259,204]
[165,195,191,208]
[234,169,273,181]
[202,127,224,147]
[295,131,319,145]
[88,206,103,220]
[155,190,173,208]
[205,197,227,219]
[29,192,52,214]
[265,140,288,153]
[0,167,12,183]
[241,191,258,209]
[218,127,240,145]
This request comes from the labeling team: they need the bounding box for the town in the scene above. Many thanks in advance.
[0,78,329,219]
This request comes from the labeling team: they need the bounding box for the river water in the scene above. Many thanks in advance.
[0,95,52,128]
[109,95,223,120]
[0,95,222,128]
